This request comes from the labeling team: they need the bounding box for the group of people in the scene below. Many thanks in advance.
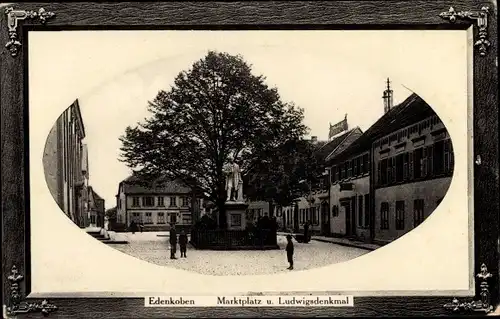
[128,220,144,234]
[169,224,188,259]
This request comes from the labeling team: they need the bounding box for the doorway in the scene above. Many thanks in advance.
[321,201,330,235]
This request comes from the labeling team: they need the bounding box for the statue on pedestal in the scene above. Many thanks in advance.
[224,161,243,202]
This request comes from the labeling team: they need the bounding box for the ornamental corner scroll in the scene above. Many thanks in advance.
[439,6,491,56]
[443,263,494,314]
[4,7,55,57]
[4,265,58,317]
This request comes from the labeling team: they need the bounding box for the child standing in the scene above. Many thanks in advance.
[286,234,294,270]
[179,230,188,258]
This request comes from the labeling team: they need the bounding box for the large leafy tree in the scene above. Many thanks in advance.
[244,139,322,207]
[119,51,307,228]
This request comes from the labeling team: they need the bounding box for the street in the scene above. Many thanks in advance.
[110,233,369,276]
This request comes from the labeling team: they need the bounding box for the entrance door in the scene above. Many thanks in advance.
[342,201,352,236]
[321,202,330,235]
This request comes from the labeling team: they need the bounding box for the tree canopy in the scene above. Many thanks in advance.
[119,51,311,227]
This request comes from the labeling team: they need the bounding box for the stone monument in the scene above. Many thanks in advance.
[224,161,248,230]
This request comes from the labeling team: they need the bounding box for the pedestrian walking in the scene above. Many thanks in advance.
[169,223,177,259]
[129,221,138,234]
[139,222,144,233]
[286,234,294,270]
[179,230,188,258]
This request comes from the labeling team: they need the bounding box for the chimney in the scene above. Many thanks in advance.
[382,78,394,114]
[311,136,318,143]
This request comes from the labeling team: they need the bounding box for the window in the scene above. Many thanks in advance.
[381,202,389,229]
[403,153,409,180]
[414,199,425,227]
[132,197,140,207]
[396,201,405,230]
[182,197,190,207]
[90,215,96,224]
[414,148,423,178]
[131,212,142,223]
[364,194,370,227]
[347,160,352,178]
[157,212,165,224]
[331,166,337,183]
[169,213,177,224]
[363,154,369,174]
[358,196,363,226]
[433,140,445,175]
[117,214,122,223]
[311,207,317,224]
[353,157,359,176]
[379,159,388,185]
[145,212,153,224]
[142,196,154,207]
[157,197,165,207]
[332,205,339,217]
[230,214,242,227]
[395,154,404,182]
[169,196,177,207]
[118,199,121,209]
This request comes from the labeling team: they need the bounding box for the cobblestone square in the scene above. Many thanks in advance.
[110,233,369,276]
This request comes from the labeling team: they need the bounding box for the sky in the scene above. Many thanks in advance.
[28,30,467,209]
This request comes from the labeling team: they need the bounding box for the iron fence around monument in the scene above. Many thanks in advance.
[190,228,278,250]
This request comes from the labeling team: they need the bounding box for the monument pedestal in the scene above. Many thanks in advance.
[225,201,248,230]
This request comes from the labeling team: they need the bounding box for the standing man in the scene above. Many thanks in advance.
[304,220,310,243]
[179,230,188,258]
[169,223,177,259]
[286,234,294,270]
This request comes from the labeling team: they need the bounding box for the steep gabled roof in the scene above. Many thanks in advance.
[327,93,436,164]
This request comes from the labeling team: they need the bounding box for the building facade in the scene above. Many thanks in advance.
[115,175,204,231]
[43,99,90,227]
[372,112,453,244]
[88,186,105,228]
[329,150,371,241]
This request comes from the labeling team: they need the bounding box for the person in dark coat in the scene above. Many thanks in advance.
[179,230,188,258]
[286,234,294,270]
[139,222,144,233]
[303,220,310,243]
[169,223,177,259]
[129,221,138,234]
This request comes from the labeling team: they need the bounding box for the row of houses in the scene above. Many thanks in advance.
[274,80,454,245]
[43,99,106,228]
[105,79,453,243]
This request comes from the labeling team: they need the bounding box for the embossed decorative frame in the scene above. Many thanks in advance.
[0,1,498,318]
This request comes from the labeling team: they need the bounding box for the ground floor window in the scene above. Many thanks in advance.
[395,201,405,230]
[364,194,370,227]
[157,212,165,224]
[332,205,339,217]
[90,215,96,224]
[145,212,153,224]
[414,199,425,227]
[131,212,142,223]
[358,196,363,227]
[381,202,389,229]
[169,213,177,224]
